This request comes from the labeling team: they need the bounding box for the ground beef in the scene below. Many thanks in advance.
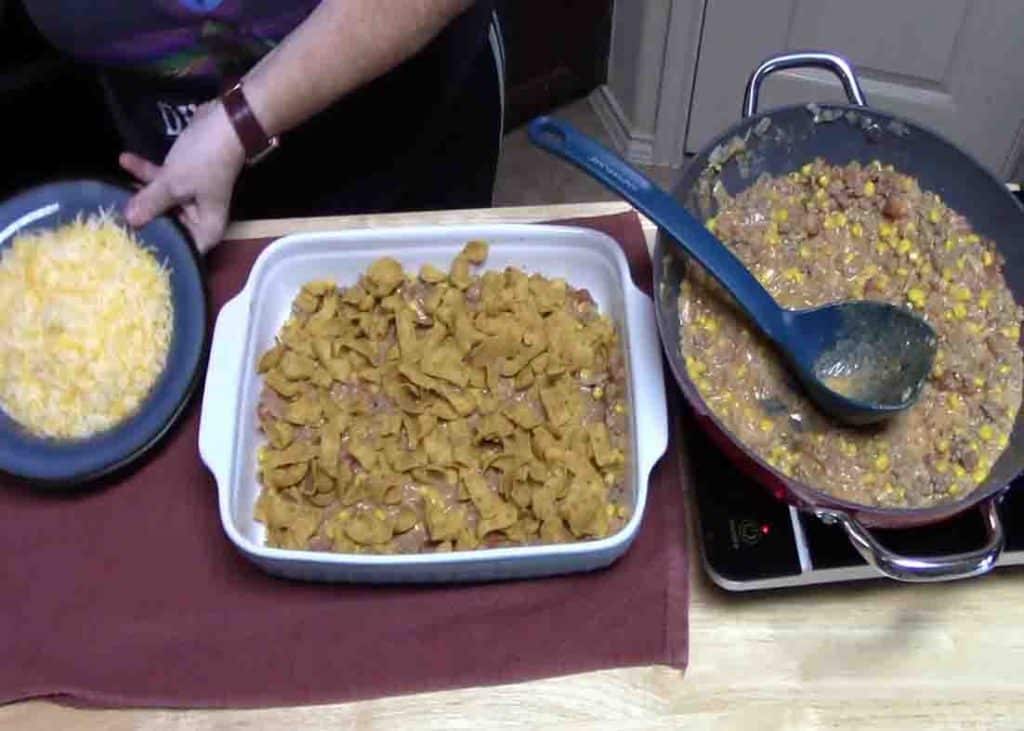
[678,159,1023,508]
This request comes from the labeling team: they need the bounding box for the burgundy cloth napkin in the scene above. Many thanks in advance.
[0,211,689,708]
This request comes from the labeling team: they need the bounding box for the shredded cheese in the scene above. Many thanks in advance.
[0,214,173,439]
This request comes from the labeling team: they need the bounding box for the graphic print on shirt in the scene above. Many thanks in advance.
[157,101,198,136]
[23,1,318,81]
[178,0,226,11]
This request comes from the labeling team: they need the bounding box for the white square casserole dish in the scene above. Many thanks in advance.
[198,224,668,582]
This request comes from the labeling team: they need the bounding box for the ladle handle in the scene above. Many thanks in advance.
[527,116,787,341]
[815,496,1005,582]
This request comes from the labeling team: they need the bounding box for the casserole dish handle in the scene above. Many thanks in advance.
[815,496,1006,582]
[198,292,248,487]
[626,284,669,485]
[743,50,867,117]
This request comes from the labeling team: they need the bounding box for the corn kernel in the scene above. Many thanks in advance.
[948,393,962,410]
[772,208,790,223]
[876,242,889,255]
[800,163,813,176]
[953,464,967,479]
[964,233,980,245]
[863,180,876,197]
[952,303,967,319]
[896,267,909,277]
[759,418,774,433]
[934,460,949,474]
[874,454,890,471]
[999,364,1012,375]
[979,290,993,308]
[1002,324,1020,340]
[937,439,950,453]
[966,323,982,335]
[765,232,780,246]
[980,424,995,441]
[613,402,625,414]
[982,251,994,266]
[951,285,972,302]
[896,238,912,254]
[815,187,827,201]
[879,222,894,238]
[592,386,604,400]
[997,434,1010,450]
[783,267,804,283]
[928,208,942,223]
[907,288,926,308]
[941,267,954,282]
[843,252,854,264]
[851,222,864,237]
[956,255,967,270]
[705,216,718,233]
[817,174,829,187]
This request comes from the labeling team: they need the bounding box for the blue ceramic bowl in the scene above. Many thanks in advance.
[0,179,208,487]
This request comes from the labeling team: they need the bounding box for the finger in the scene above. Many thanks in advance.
[118,152,162,184]
[124,179,177,228]
[193,202,229,254]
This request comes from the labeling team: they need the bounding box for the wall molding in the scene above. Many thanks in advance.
[589,85,655,165]
[598,0,708,168]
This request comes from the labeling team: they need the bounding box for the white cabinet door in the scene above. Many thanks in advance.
[686,0,1024,177]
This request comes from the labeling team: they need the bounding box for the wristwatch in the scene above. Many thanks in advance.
[221,82,279,166]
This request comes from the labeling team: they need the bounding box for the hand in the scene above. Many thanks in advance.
[120,100,246,253]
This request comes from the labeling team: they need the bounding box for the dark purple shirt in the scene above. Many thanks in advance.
[23,1,319,80]
[20,1,496,164]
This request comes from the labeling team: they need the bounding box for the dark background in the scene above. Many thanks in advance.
[0,0,613,200]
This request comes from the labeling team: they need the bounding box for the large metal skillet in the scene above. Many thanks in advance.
[653,51,1024,582]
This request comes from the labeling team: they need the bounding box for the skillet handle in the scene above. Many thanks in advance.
[814,496,1005,582]
[743,51,868,118]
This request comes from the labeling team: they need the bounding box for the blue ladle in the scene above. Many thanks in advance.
[528,116,936,425]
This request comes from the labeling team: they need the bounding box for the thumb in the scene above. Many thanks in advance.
[124,180,177,228]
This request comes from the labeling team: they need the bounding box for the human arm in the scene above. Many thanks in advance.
[121,0,474,251]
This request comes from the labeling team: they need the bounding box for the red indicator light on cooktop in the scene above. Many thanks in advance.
[761,524,771,535]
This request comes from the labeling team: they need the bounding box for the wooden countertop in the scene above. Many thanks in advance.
[6,202,1023,730]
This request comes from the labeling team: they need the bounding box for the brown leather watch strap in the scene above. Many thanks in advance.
[221,82,278,165]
